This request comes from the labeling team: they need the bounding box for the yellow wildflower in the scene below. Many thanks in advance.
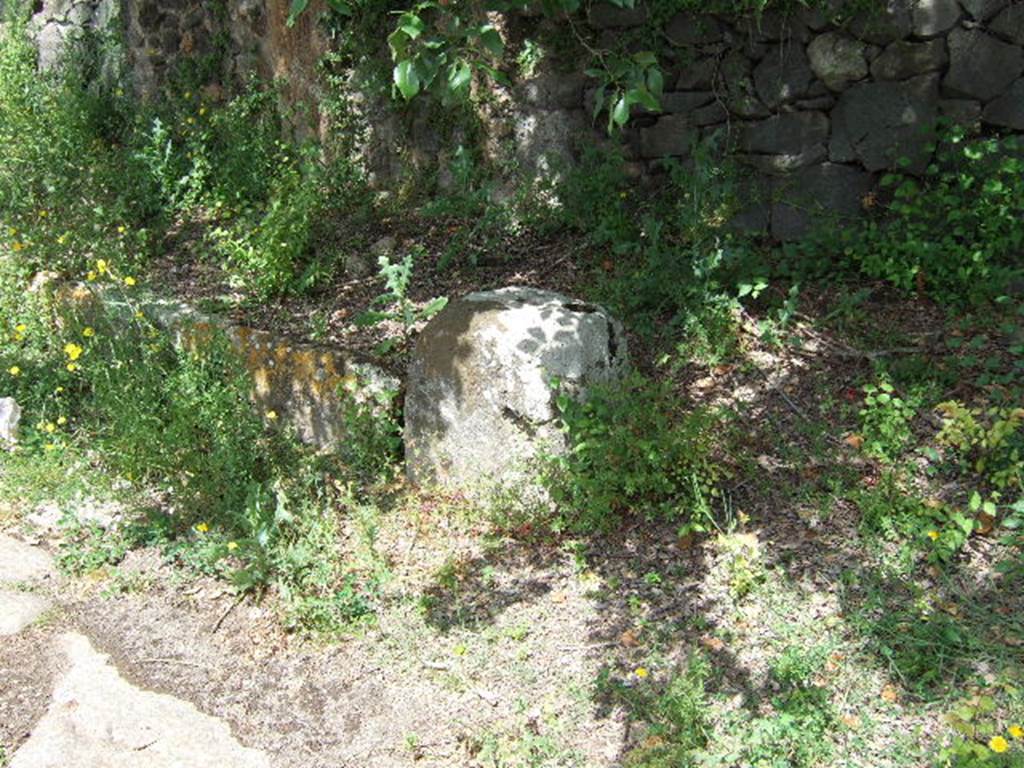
[12,241,25,252]
[87,270,97,281]
[15,323,27,333]
[634,667,649,679]
[1010,725,1024,739]
[8,366,20,377]
[117,226,126,234]
[64,342,83,361]
[135,311,145,319]
[57,234,67,245]
[96,259,108,274]
[990,736,1010,753]
[44,443,57,451]
[124,276,136,287]
[55,386,64,393]
[227,541,239,551]
[927,530,940,541]
[199,106,207,116]
[44,422,56,434]
[266,410,278,421]
[38,210,48,218]
[66,362,79,372]
[83,327,95,338]
[57,416,67,426]
[195,522,209,533]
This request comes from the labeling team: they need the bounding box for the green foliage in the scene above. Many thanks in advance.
[354,247,448,353]
[544,373,723,534]
[858,376,920,464]
[602,656,710,768]
[937,402,1024,494]
[795,127,1024,305]
[336,376,403,481]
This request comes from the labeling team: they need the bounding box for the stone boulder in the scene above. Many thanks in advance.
[807,32,868,92]
[944,28,1024,101]
[405,287,628,491]
[0,397,20,447]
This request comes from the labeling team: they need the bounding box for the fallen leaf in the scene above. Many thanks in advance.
[881,684,900,703]
[620,629,641,648]
[550,590,568,604]
[976,512,995,536]
[844,433,864,450]
[938,601,961,617]
[700,635,725,652]
[841,714,862,730]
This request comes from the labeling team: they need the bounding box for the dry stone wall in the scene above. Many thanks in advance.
[22,0,1024,239]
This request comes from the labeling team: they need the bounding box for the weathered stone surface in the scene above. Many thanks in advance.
[36,21,73,71]
[771,163,874,240]
[675,57,717,90]
[0,535,55,584]
[753,44,814,108]
[807,32,868,91]
[871,39,948,80]
[830,75,939,173]
[960,0,1004,20]
[741,111,830,155]
[588,1,647,28]
[405,287,628,491]
[9,633,271,768]
[665,13,723,46]
[518,72,586,110]
[848,0,913,43]
[944,28,1024,101]
[638,114,700,157]
[0,590,51,636]
[92,292,399,450]
[940,98,983,126]
[983,78,1024,129]
[0,396,20,446]
[738,147,828,174]
[659,91,714,114]
[514,108,586,179]
[911,0,960,36]
[719,52,770,117]
[991,4,1024,45]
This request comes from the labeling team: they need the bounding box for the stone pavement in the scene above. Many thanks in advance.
[0,534,270,768]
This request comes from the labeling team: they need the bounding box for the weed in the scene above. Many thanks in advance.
[543,372,724,534]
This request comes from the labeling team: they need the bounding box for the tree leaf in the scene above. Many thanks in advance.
[611,95,630,128]
[394,59,421,100]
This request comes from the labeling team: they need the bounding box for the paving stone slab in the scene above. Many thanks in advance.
[0,589,51,636]
[0,536,55,584]
[10,633,271,768]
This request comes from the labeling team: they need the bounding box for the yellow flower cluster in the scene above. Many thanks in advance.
[990,725,1024,753]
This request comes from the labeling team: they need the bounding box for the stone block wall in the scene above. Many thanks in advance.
[22,0,1024,239]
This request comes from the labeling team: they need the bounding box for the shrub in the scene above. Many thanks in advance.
[543,373,723,534]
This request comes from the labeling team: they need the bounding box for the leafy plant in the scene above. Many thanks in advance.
[858,377,920,464]
[544,372,724,534]
[354,247,448,353]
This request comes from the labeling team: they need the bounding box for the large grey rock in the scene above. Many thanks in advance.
[944,28,1024,101]
[0,396,20,446]
[741,111,830,155]
[9,633,271,768]
[638,114,699,157]
[676,57,717,90]
[991,4,1024,46]
[753,44,815,108]
[514,108,586,179]
[517,72,586,110]
[911,0,960,36]
[0,535,55,584]
[659,91,714,114]
[405,287,628,491]
[771,163,875,240]
[983,78,1024,129]
[871,39,948,80]
[807,32,868,91]
[0,589,51,636]
[830,75,939,173]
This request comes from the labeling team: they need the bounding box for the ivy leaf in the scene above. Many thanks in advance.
[394,60,421,100]
[286,0,309,27]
